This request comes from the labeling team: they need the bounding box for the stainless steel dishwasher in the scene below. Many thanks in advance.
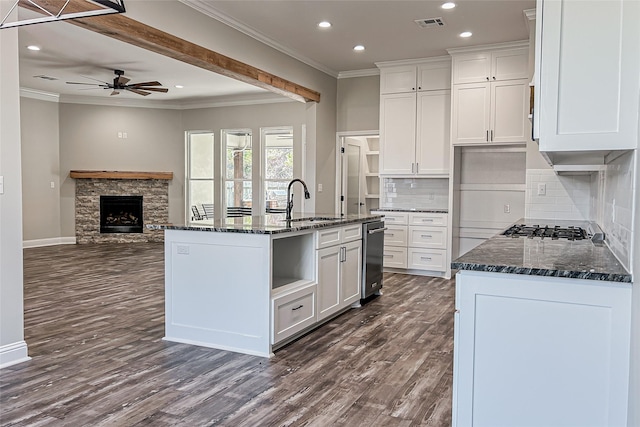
[362,220,386,299]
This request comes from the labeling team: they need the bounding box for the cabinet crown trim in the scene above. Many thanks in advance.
[376,55,451,68]
[447,40,529,55]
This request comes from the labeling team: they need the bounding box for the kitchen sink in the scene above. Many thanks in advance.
[280,216,342,223]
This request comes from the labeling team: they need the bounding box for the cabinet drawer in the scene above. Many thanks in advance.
[384,225,408,246]
[316,227,342,249]
[408,213,448,227]
[374,211,408,225]
[342,223,362,242]
[272,284,317,344]
[409,226,448,249]
[383,246,407,269]
[407,248,447,271]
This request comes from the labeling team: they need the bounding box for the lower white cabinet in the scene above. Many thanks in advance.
[316,227,362,321]
[374,211,449,275]
[453,271,632,427]
[272,283,317,344]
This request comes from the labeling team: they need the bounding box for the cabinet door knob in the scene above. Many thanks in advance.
[486,77,490,81]
[492,76,496,80]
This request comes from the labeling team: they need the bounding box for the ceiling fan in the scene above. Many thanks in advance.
[66,69,169,96]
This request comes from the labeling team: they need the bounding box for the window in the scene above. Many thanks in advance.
[186,132,214,223]
[263,127,293,213]
[223,129,252,216]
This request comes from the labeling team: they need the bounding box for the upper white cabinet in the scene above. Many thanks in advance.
[449,43,529,145]
[452,48,529,84]
[534,0,640,151]
[378,57,451,176]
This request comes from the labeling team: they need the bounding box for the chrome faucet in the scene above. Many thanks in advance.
[286,178,311,221]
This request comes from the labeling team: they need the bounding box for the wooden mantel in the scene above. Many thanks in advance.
[70,170,173,180]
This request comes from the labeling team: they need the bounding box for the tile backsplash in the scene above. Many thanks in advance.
[525,169,593,221]
[601,151,635,269]
[380,178,449,210]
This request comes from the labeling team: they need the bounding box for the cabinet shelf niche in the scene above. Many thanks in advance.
[271,233,315,294]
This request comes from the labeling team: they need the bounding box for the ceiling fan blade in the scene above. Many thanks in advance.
[140,87,169,93]
[110,90,120,96]
[128,88,150,96]
[115,76,130,86]
[78,75,110,85]
[128,81,162,87]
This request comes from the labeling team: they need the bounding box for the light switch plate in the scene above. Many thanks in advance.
[537,183,546,196]
[0,176,4,194]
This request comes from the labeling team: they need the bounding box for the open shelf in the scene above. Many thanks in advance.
[271,233,315,294]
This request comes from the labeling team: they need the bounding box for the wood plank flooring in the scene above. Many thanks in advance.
[1,243,455,426]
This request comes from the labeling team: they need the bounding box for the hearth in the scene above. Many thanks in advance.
[100,195,143,233]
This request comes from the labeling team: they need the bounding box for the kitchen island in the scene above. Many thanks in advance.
[148,212,382,358]
[450,219,632,427]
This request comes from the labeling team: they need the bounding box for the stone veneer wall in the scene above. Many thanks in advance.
[75,178,168,243]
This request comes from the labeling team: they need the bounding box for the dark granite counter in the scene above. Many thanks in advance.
[374,208,448,214]
[451,219,631,283]
[147,212,383,235]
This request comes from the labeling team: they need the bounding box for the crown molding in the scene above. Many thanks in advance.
[447,40,529,55]
[179,93,295,110]
[59,94,183,110]
[337,69,380,79]
[375,55,451,69]
[20,88,60,102]
[524,9,536,21]
[180,0,339,79]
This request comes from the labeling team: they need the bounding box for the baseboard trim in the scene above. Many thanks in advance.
[23,237,76,248]
[0,341,30,369]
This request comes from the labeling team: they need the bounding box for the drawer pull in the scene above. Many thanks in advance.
[292,305,304,311]
[421,234,433,238]
[421,256,432,260]
[422,219,434,222]
[383,254,392,258]
[385,232,394,236]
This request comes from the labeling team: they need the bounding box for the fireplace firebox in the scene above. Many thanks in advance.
[100,195,143,233]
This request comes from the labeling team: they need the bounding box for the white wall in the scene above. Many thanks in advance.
[525,169,592,221]
[0,6,29,368]
[629,103,640,427]
[20,95,61,243]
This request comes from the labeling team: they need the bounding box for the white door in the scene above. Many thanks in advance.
[490,79,528,144]
[341,240,362,304]
[342,137,364,215]
[316,246,342,321]
[416,90,451,174]
[379,93,416,174]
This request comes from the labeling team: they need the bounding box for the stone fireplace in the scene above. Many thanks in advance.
[70,170,173,244]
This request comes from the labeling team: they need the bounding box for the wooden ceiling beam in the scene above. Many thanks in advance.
[17,0,321,103]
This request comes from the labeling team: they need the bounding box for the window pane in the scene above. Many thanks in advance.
[225,131,252,180]
[265,147,293,180]
[265,181,288,210]
[189,133,214,179]
[189,180,214,214]
[225,181,252,208]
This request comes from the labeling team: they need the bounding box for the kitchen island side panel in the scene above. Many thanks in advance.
[453,270,632,427]
[164,229,271,357]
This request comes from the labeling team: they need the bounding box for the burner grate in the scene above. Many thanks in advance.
[502,224,588,241]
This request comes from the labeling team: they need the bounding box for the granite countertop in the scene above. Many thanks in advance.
[451,219,632,283]
[147,212,383,235]
[374,208,448,213]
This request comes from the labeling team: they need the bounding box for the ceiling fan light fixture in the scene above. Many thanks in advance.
[175,85,184,89]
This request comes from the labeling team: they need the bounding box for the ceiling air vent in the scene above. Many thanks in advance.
[415,17,445,28]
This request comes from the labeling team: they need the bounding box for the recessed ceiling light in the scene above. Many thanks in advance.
[318,21,331,28]
[441,2,456,9]
[353,45,365,51]
[175,85,184,89]
[27,45,41,51]
[459,31,472,38]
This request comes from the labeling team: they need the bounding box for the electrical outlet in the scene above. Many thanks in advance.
[50,181,55,189]
[122,132,128,139]
[118,132,123,138]
[318,184,323,192]
[504,204,510,213]
[537,183,546,196]
[176,245,189,255]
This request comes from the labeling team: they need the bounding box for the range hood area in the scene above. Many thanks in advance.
[541,150,628,176]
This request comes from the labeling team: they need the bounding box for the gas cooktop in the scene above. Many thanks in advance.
[501,224,589,241]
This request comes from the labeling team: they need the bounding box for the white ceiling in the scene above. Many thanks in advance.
[17,0,535,104]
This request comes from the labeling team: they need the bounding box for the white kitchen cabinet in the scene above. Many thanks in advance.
[451,79,528,145]
[374,211,449,276]
[272,283,317,344]
[316,226,362,321]
[379,58,451,94]
[378,58,452,176]
[450,43,529,146]
[534,0,639,151]
[380,90,451,175]
[452,47,528,84]
[453,270,632,427]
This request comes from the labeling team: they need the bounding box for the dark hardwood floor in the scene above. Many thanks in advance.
[1,243,455,426]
